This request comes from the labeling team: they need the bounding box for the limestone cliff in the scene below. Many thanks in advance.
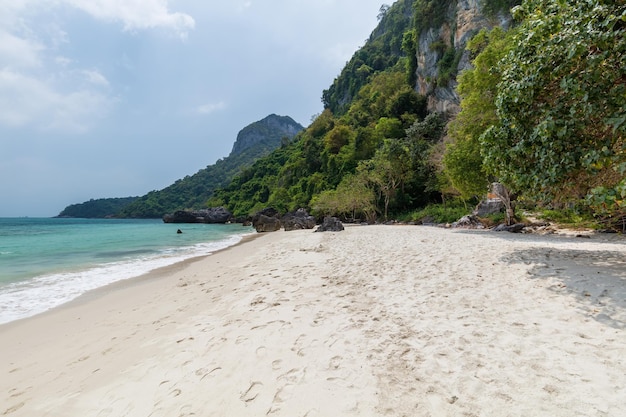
[414,0,513,114]
[230,114,303,157]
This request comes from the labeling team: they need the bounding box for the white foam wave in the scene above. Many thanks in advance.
[0,234,245,325]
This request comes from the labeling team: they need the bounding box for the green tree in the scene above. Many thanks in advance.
[481,0,625,204]
[336,172,377,222]
[360,139,413,219]
[443,27,516,198]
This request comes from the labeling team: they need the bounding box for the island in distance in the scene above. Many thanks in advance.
[56,114,304,219]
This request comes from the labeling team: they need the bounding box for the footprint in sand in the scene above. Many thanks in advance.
[240,381,263,402]
[278,368,305,384]
[256,346,267,358]
[329,355,342,370]
[3,402,25,415]
[269,383,294,413]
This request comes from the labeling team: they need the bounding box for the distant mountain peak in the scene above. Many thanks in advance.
[230,114,303,157]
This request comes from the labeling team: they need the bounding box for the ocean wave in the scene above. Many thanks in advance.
[0,234,244,325]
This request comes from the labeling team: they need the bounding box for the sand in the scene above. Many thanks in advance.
[1,225,625,417]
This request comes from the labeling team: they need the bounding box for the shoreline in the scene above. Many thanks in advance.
[0,227,257,327]
[37,231,264,321]
[1,225,625,416]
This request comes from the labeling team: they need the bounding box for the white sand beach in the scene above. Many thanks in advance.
[1,225,625,416]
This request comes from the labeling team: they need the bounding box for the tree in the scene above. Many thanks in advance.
[443,27,516,198]
[481,0,625,205]
[336,172,377,222]
[360,139,413,219]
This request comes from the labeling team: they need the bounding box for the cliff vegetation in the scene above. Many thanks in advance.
[60,0,625,230]
[58,115,303,218]
[210,0,625,230]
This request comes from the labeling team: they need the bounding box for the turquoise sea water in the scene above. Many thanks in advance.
[0,218,252,324]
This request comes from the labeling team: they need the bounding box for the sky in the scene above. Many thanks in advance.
[0,0,386,217]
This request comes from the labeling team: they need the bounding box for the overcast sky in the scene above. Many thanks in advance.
[0,0,385,217]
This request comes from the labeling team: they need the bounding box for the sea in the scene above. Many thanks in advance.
[0,217,253,325]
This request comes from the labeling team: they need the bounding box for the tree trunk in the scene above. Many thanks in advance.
[491,182,515,226]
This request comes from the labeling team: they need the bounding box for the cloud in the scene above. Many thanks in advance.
[196,101,227,115]
[0,30,43,69]
[64,0,195,37]
[82,69,110,87]
[0,69,113,133]
[237,1,252,12]
[0,0,194,133]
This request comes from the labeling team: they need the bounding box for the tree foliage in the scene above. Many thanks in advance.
[98,0,626,228]
[57,197,139,218]
[212,66,442,219]
[322,0,414,115]
[444,27,516,198]
[481,0,625,205]
[480,0,523,17]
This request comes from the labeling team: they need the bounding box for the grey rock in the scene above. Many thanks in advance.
[474,198,504,217]
[251,207,281,232]
[162,207,232,224]
[453,215,483,228]
[253,215,281,233]
[493,223,525,233]
[315,217,345,232]
[282,208,316,231]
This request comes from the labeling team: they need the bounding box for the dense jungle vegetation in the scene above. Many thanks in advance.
[209,0,625,230]
[65,0,624,229]
[57,197,139,218]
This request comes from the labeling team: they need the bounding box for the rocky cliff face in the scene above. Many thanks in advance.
[415,0,512,114]
[230,114,304,157]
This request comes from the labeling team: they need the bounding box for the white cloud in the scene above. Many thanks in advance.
[55,56,73,67]
[64,0,195,37]
[237,1,252,12]
[196,101,227,115]
[0,69,113,133]
[82,69,110,87]
[0,0,194,133]
[0,30,43,69]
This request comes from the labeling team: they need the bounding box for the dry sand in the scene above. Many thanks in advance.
[1,225,625,417]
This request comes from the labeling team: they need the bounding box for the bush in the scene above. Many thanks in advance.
[406,201,470,224]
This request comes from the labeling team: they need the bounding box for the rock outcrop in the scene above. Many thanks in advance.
[230,114,304,156]
[282,209,316,231]
[251,208,282,233]
[493,223,526,233]
[453,215,483,228]
[162,207,232,224]
[415,0,512,114]
[474,198,505,217]
[315,217,345,232]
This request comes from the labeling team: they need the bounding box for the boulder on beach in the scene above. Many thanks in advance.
[251,208,282,232]
[315,216,344,232]
[282,208,316,231]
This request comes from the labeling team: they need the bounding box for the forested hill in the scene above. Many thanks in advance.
[58,114,303,219]
[208,0,625,229]
[115,114,303,218]
[56,197,139,219]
